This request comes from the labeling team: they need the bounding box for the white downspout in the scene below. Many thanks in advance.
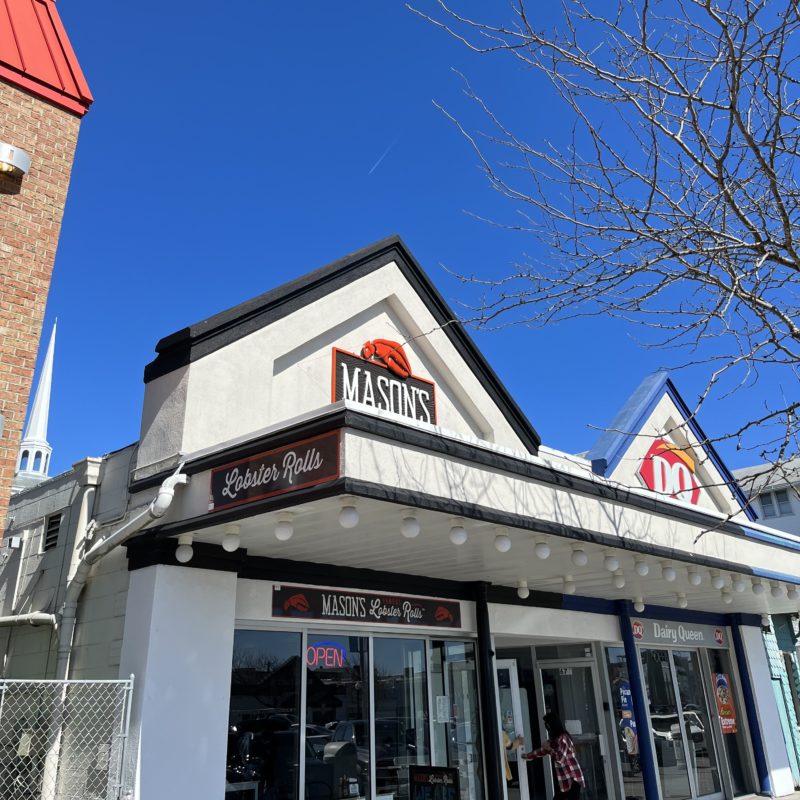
[55,463,189,680]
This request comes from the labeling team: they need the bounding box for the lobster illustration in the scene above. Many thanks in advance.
[361,339,412,379]
[435,606,454,624]
[283,593,310,613]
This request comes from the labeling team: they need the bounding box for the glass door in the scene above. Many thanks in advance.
[497,659,531,800]
[538,663,610,800]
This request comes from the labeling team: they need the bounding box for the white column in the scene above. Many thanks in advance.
[119,564,237,800]
[740,625,796,796]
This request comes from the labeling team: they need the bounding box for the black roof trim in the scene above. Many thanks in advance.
[142,235,541,454]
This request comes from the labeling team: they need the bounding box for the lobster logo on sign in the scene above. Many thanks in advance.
[361,339,412,378]
[638,439,701,505]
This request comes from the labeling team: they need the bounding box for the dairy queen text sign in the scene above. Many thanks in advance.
[631,619,727,649]
[209,431,340,512]
[274,585,462,628]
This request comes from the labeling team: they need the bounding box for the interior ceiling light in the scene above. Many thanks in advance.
[687,568,702,587]
[494,527,512,553]
[662,562,677,583]
[449,518,468,546]
[0,141,31,179]
[613,571,626,590]
[400,509,421,539]
[175,533,194,564]
[571,547,589,567]
[222,523,240,553]
[534,538,551,560]
[517,580,530,600]
[274,512,294,541]
[635,559,650,577]
[338,497,359,529]
[604,553,620,572]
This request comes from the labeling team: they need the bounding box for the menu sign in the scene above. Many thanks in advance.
[713,673,738,734]
[409,766,459,800]
[631,619,727,649]
[333,348,436,425]
[209,431,339,512]
[273,585,462,628]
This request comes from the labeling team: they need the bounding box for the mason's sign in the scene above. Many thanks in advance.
[333,340,436,425]
[638,439,701,505]
[209,431,340,512]
[273,584,461,628]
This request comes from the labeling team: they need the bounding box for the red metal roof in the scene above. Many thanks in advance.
[0,0,92,116]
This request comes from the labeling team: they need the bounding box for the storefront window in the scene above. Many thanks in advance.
[227,630,303,800]
[431,640,484,800]
[707,649,752,796]
[306,634,370,799]
[373,637,430,798]
[605,648,645,800]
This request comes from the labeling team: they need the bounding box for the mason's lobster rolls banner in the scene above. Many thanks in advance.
[273,585,462,628]
[209,431,340,512]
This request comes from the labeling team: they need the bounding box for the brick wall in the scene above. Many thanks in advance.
[0,82,82,528]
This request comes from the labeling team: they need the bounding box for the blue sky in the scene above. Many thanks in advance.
[34,1,772,475]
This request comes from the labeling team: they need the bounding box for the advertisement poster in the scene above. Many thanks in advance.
[617,678,639,755]
[409,766,459,800]
[713,673,738,734]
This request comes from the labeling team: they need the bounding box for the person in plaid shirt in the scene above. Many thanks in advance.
[524,712,585,800]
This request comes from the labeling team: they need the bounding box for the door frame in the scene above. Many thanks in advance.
[497,658,532,800]
[534,655,614,800]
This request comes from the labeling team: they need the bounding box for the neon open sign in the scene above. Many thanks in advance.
[306,642,347,668]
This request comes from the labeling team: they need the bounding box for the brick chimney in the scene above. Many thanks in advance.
[0,0,92,527]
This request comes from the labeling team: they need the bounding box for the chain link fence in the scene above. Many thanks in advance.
[0,678,132,800]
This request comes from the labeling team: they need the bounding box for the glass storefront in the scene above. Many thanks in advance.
[226,630,482,800]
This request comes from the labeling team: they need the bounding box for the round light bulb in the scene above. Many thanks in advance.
[677,593,688,609]
[688,570,702,587]
[517,581,530,600]
[572,548,589,567]
[535,540,551,560]
[761,614,771,630]
[635,560,650,577]
[662,565,677,583]
[339,505,359,529]
[732,577,747,593]
[175,544,193,564]
[494,533,512,553]
[752,580,766,596]
[711,573,725,590]
[275,518,294,541]
[604,555,620,573]
[771,583,784,599]
[722,591,733,605]
[222,531,240,553]
[563,576,576,595]
[788,586,799,602]
[449,523,468,546]
[401,512,421,539]
[613,572,626,590]
[633,598,646,614]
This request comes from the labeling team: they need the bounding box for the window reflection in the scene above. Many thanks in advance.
[227,630,302,800]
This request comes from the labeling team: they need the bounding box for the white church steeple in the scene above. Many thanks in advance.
[12,321,56,494]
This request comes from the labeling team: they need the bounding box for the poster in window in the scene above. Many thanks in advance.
[408,766,459,800]
[713,673,738,734]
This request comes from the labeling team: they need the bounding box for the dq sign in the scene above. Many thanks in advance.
[638,439,701,505]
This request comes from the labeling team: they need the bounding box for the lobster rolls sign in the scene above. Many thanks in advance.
[209,431,340,512]
[333,339,436,424]
[273,585,461,628]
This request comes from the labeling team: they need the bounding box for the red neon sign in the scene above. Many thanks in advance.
[306,642,347,669]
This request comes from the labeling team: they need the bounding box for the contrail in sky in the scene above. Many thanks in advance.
[368,135,402,175]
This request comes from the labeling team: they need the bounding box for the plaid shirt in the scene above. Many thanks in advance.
[529,733,585,792]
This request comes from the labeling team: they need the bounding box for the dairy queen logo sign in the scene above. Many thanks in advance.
[632,620,644,640]
[714,628,725,646]
[638,439,701,505]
